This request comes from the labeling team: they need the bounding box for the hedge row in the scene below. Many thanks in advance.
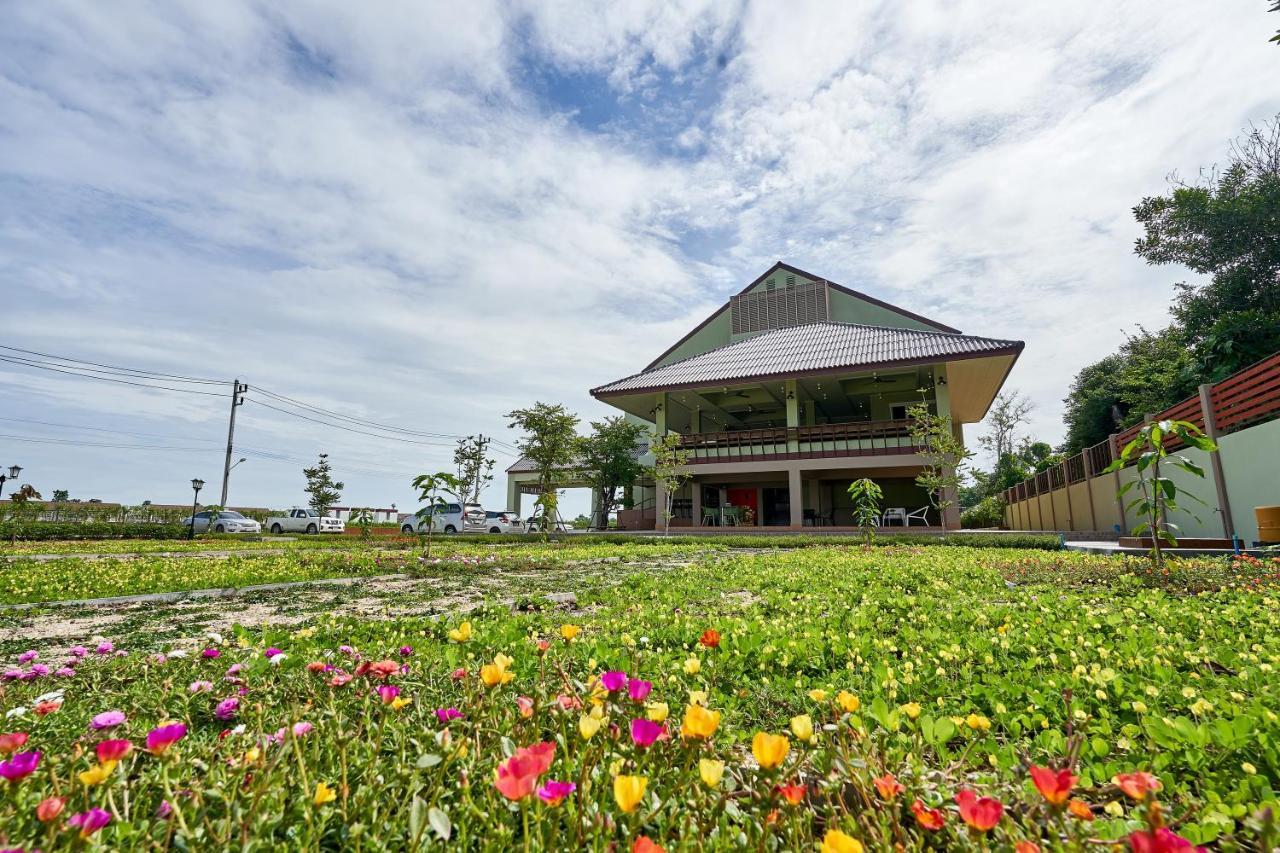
[0,521,189,541]
[436,531,1063,550]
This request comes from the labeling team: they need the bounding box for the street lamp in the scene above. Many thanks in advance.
[0,464,21,499]
[189,478,205,540]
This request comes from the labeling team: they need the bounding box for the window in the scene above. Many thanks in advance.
[890,404,908,420]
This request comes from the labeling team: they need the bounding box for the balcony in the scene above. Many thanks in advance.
[677,419,921,465]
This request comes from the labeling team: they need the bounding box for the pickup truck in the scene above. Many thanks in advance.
[265,508,345,535]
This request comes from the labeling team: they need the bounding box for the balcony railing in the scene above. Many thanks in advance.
[677,419,921,464]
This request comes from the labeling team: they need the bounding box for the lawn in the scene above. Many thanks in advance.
[0,544,1276,850]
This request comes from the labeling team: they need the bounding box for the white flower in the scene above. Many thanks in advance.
[33,690,65,704]
[166,649,189,659]
[269,653,288,666]
[230,724,247,735]
[6,707,28,718]
[207,632,225,645]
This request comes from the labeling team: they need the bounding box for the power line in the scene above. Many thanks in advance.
[242,398,460,447]
[249,384,482,442]
[0,416,224,444]
[0,344,225,384]
[0,432,218,452]
[0,354,230,397]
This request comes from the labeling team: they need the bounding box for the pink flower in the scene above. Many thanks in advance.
[24,665,49,679]
[555,694,583,711]
[516,696,535,718]
[96,739,132,762]
[67,806,112,838]
[2,669,22,681]
[399,645,414,657]
[537,780,577,806]
[627,679,653,702]
[1129,827,1207,852]
[17,650,37,664]
[95,642,113,655]
[450,667,468,681]
[0,751,40,782]
[630,718,664,747]
[91,711,126,730]
[435,708,462,723]
[264,647,283,658]
[145,723,187,755]
[189,680,214,694]
[215,698,239,721]
[156,800,173,819]
[55,667,76,678]
[601,670,628,692]
[69,646,88,658]
[202,648,220,659]
[376,685,401,704]
[339,645,356,656]
[292,721,313,737]
[225,664,243,677]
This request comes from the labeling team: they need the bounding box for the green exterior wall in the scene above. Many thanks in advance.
[654,309,732,367]
[827,289,939,332]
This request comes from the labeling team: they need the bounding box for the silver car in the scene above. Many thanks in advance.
[182,510,262,534]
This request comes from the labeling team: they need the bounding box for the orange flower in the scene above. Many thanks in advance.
[873,773,905,801]
[1113,771,1162,801]
[633,837,666,853]
[955,789,1003,832]
[0,732,29,754]
[777,783,806,805]
[366,660,400,681]
[493,742,555,801]
[1068,799,1094,821]
[1015,842,1040,853]
[751,732,790,770]
[911,799,945,831]
[699,629,721,649]
[306,661,327,673]
[1029,765,1077,806]
[36,796,66,823]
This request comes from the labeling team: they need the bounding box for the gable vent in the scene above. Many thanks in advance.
[731,280,829,335]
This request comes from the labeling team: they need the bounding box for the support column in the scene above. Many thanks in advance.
[1199,383,1234,539]
[788,466,803,528]
[691,478,702,528]
[785,379,799,454]
[590,487,602,530]
[689,407,701,434]
[1109,433,1126,534]
[942,484,960,529]
[506,477,521,516]
[654,392,668,436]
[1082,449,1098,532]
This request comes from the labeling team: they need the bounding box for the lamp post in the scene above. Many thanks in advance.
[0,464,22,499]
[189,478,205,540]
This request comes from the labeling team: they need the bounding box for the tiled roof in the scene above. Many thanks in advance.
[592,322,1023,396]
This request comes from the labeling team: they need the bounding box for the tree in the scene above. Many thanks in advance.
[507,403,579,532]
[349,507,375,541]
[649,431,690,537]
[979,392,1032,461]
[52,489,69,502]
[578,416,646,530]
[10,484,41,503]
[906,400,973,531]
[410,472,463,557]
[302,454,343,516]
[846,478,883,547]
[453,435,495,505]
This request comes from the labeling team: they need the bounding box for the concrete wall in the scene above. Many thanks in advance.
[1217,417,1280,545]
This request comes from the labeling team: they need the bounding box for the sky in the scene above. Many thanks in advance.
[2,1,1278,519]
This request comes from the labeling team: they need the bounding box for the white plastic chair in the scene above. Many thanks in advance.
[881,507,906,526]
[904,506,930,526]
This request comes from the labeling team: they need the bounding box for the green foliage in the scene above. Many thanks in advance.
[961,494,1006,529]
[506,402,579,532]
[302,453,343,516]
[452,435,495,505]
[846,478,883,545]
[905,400,973,526]
[0,521,188,541]
[349,508,376,541]
[1104,419,1218,566]
[578,416,646,529]
[649,431,691,537]
[410,472,464,557]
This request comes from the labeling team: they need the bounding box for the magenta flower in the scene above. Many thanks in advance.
[95,642,113,655]
[630,718,663,747]
[537,779,577,806]
[0,750,40,782]
[145,723,187,755]
[627,679,653,702]
[91,711,126,730]
[435,708,463,723]
[202,648,220,659]
[339,645,356,656]
[67,806,112,838]
[264,647,283,658]
[601,670,628,692]
[292,721,313,737]
[17,650,37,664]
[70,646,88,658]
[189,680,213,694]
[3,669,22,681]
[215,698,239,721]
[156,800,173,819]
[376,684,401,704]
[399,645,414,657]
[55,667,75,678]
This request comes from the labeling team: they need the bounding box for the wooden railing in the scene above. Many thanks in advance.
[678,419,921,464]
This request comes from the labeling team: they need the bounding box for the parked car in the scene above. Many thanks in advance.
[484,510,523,534]
[180,510,262,534]
[400,502,487,534]
[264,508,345,535]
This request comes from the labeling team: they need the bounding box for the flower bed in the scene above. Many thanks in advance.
[0,546,1276,850]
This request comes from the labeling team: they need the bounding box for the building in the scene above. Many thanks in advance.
[507,262,1023,530]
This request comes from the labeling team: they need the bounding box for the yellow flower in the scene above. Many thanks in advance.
[789,714,815,744]
[683,657,701,675]
[820,829,864,853]
[613,775,647,813]
[579,714,603,740]
[1104,801,1125,817]
[1132,701,1148,714]
[78,761,117,786]
[1243,762,1258,775]
[680,703,721,740]
[837,691,860,713]
[699,758,725,789]
[390,696,412,711]
[241,747,261,766]
[447,621,473,643]
[480,653,515,687]
[688,690,708,706]
[808,689,828,702]
[560,624,580,641]
[313,781,337,806]
[646,701,669,722]
[900,702,922,720]
[751,732,790,770]
[965,713,991,731]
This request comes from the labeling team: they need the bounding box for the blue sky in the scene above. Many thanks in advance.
[1,1,1278,517]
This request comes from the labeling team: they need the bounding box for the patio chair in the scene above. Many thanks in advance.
[722,507,740,527]
[881,507,907,526]
[701,508,719,526]
[903,506,930,526]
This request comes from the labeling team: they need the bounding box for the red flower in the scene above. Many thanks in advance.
[34,700,61,716]
[1029,765,1077,806]
[1113,772,1163,801]
[1016,842,1041,853]
[1128,827,1206,853]
[633,837,666,853]
[699,629,721,649]
[873,773,905,801]
[0,732,29,755]
[494,742,555,801]
[776,783,806,805]
[911,799,946,831]
[366,660,400,681]
[955,789,1003,832]
[36,795,66,823]
[96,739,132,763]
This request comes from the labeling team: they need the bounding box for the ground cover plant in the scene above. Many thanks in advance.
[1,545,1276,850]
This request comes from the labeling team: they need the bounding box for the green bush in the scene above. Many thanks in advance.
[961,495,1006,529]
[438,531,1061,550]
[0,521,188,542]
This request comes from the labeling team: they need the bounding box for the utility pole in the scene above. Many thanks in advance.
[220,379,247,506]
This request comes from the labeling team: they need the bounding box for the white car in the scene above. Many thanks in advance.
[400,502,487,535]
[264,508,345,535]
[182,510,262,534]
[484,510,523,534]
